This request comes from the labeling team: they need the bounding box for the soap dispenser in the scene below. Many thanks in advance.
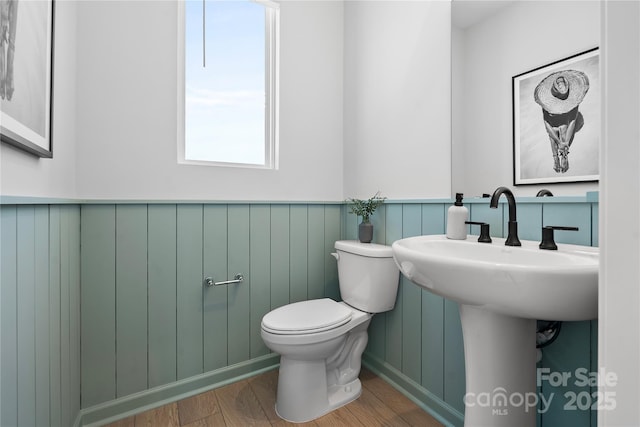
[446,193,469,240]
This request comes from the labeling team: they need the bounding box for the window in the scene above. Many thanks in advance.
[179,0,279,168]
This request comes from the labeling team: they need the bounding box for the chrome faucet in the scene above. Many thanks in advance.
[489,187,521,246]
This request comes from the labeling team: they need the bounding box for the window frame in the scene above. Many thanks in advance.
[177,0,280,169]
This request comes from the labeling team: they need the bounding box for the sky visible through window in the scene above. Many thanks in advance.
[185,0,266,165]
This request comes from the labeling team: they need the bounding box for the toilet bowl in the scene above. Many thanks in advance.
[261,299,372,422]
[260,240,400,423]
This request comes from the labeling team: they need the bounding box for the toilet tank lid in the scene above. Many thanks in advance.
[335,240,393,258]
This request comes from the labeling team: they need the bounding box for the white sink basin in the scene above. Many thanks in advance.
[392,234,598,320]
[392,234,599,426]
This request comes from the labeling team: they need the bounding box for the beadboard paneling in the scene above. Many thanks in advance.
[79,203,343,408]
[0,205,81,427]
[1,205,19,427]
[176,204,204,380]
[226,205,251,365]
[17,206,37,427]
[1,198,599,427]
[116,205,149,397]
[81,205,117,407]
[148,205,178,387]
[203,205,228,372]
[249,205,272,359]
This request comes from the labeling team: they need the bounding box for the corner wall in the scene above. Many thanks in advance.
[343,1,452,200]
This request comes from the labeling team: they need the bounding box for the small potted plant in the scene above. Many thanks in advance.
[346,191,386,243]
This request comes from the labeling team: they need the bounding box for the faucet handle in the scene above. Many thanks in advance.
[465,221,492,243]
[539,226,579,250]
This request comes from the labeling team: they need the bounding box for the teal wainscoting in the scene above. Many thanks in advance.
[0,197,598,427]
[0,205,81,427]
[78,203,342,423]
[347,198,599,427]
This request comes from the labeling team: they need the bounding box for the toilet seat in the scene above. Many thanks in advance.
[262,298,352,335]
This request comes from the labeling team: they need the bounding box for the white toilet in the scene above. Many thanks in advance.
[260,240,400,423]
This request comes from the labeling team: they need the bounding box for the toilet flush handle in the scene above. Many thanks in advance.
[331,252,339,261]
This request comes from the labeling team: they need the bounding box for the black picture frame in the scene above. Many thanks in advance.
[0,0,54,158]
[512,48,599,185]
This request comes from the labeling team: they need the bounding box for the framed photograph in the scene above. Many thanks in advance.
[512,48,599,185]
[0,0,54,158]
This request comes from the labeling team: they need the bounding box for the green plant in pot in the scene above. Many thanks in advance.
[346,192,386,243]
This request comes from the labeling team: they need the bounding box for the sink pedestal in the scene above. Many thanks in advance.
[459,304,537,427]
[391,235,598,426]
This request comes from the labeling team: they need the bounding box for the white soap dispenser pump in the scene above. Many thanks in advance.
[446,193,469,240]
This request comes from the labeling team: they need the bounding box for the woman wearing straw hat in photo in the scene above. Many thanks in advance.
[534,70,590,173]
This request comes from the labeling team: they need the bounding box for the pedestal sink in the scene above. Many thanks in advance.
[392,235,598,427]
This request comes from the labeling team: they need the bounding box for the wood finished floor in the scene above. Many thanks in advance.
[102,368,444,427]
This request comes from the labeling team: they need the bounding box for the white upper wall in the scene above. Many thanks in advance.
[452,0,600,197]
[74,0,344,201]
[0,0,450,201]
[0,1,77,198]
[2,0,452,202]
[343,1,452,200]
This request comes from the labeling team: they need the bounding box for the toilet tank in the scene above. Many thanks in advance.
[333,240,400,313]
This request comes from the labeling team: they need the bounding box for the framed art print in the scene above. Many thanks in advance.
[0,0,54,158]
[512,48,599,185]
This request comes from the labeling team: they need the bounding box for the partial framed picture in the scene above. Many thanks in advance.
[0,0,54,158]
[512,48,599,185]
